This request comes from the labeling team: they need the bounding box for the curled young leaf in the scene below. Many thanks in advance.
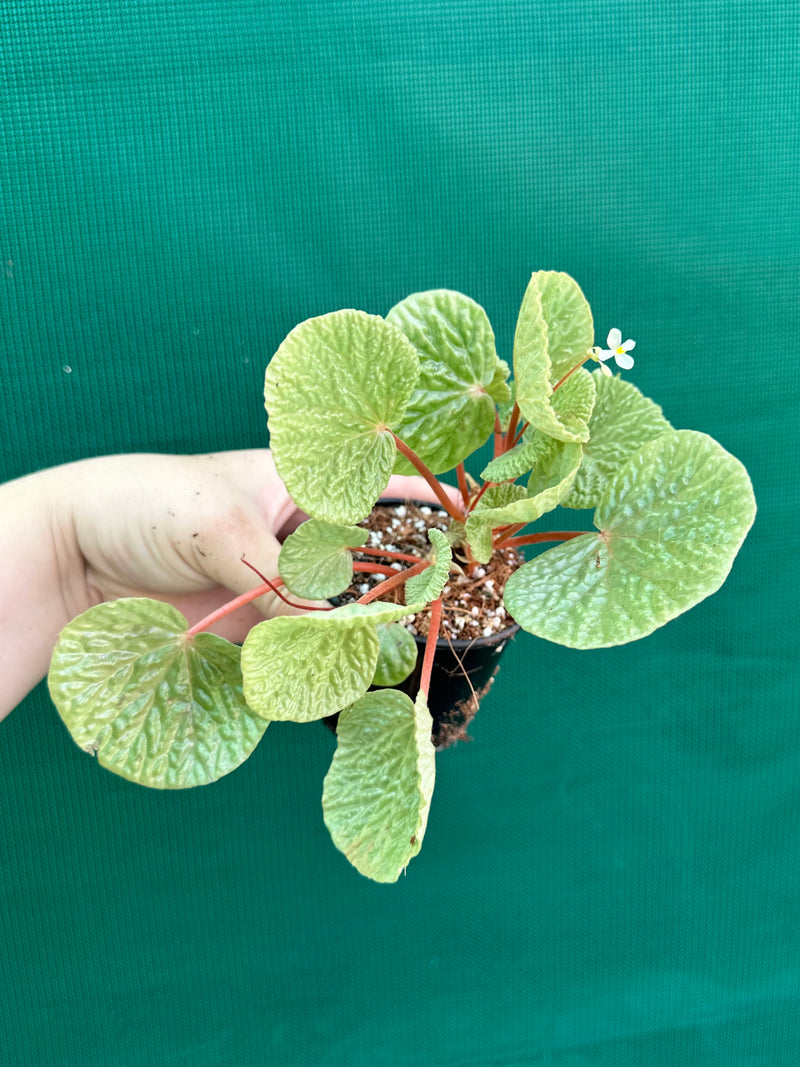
[404,528,452,604]
[513,271,595,442]
[465,443,582,563]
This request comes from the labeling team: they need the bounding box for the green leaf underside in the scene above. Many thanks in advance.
[465,443,582,563]
[279,519,367,598]
[372,623,419,687]
[481,437,540,484]
[404,528,452,603]
[480,371,595,484]
[387,290,509,474]
[513,272,595,442]
[264,310,420,523]
[563,371,673,510]
[241,601,421,722]
[322,689,435,883]
[47,599,265,789]
[503,430,756,648]
[548,367,596,443]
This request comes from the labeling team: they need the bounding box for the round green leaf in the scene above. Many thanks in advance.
[387,290,509,474]
[322,689,436,883]
[241,601,419,722]
[279,519,367,598]
[47,598,266,789]
[264,309,420,523]
[372,623,418,687]
[504,430,756,648]
[563,370,673,510]
[513,271,595,441]
[404,528,452,604]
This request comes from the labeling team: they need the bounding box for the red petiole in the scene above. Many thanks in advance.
[356,560,430,605]
[493,530,587,551]
[356,545,424,565]
[418,597,443,701]
[503,402,521,452]
[390,432,462,521]
[456,463,470,512]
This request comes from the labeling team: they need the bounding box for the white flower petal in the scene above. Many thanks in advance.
[621,339,636,352]
[606,327,622,349]
[597,350,613,362]
[615,352,635,370]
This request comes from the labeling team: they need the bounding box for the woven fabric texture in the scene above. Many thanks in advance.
[2,2,798,1064]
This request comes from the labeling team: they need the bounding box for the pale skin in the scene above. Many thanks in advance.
[0,450,453,722]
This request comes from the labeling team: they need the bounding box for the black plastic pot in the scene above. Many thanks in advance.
[399,621,520,749]
[325,498,521,749]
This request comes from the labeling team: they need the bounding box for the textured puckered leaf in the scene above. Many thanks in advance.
[465,443,582,563]
[549,367,596,443]
[47,599,266,789]
[481,370,595,483]
[464,484,527,562]
[513,272,595,442]
[241,601,418,722]
[372,623,418,687]
[487,359,512,405]
[404,528,452,603]
[264,310,419,523]
[386,290,509,474]
[503,430,756,648]
[526,437,584,499]
[322,689,435,883]
[279,519,367,598]
[563,371,672,510]
[480,439,540,483]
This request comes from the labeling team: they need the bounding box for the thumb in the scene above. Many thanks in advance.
[193,505,321,619]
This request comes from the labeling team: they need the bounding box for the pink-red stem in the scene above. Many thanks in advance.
[494,530,587,551]
[492,409,503,459]
[356,545,423,565]
[185,576,333,638]
[356,560,430,605]
[390,433,462,521]
[418,598,443,701]
[503,402,521,452]
[456,463,470,512]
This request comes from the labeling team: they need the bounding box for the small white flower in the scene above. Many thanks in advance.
[592,328,636,376]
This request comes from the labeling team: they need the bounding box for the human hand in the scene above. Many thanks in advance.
[0,449,457,718]
[59,450,459,641]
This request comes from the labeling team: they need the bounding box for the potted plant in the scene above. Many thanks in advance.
[47,271,755,883]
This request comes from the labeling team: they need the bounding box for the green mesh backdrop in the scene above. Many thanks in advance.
[2,2,798,1064]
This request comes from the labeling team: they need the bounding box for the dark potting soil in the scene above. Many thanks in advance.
[341,501,523,644]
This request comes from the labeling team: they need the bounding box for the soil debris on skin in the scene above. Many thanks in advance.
[338,501,524,642]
